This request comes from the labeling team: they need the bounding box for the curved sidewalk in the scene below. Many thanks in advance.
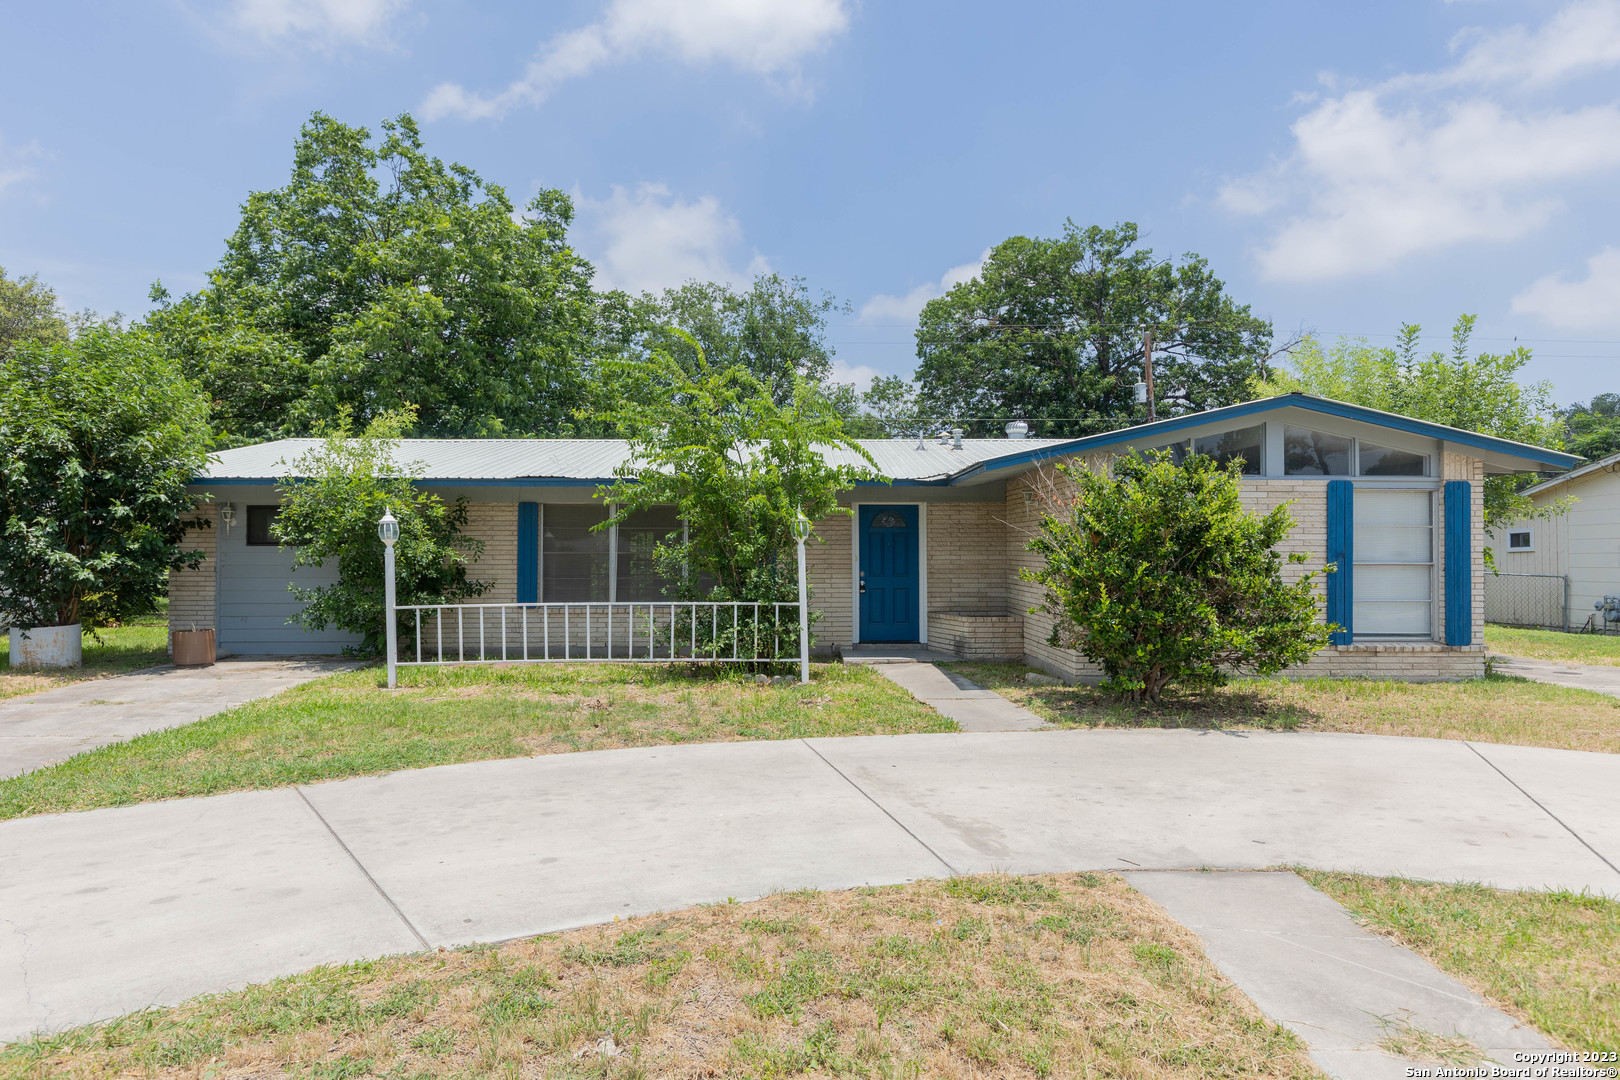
[2,728,1617,1042]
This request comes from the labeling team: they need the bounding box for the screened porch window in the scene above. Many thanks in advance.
[616,506,683,602]
[542,504,610,602]
[1353,489,1433,637]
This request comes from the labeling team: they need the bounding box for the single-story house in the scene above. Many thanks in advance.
[1486,450,1620,631]
[171,392,1578,682]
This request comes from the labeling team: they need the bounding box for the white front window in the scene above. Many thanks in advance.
[1354,489,1434,637]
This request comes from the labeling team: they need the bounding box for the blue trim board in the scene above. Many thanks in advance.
[945,393,1579,486]
[516,502,539,604]
[1325,479,1353,645]
[1444,481,1473,646]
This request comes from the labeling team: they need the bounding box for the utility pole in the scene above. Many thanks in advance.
[1142,329,1157,422]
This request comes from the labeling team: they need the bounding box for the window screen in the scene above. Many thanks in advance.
[1359,442,1427,476]
[1353,489,1433,637]
[246,505,283,546]
[1194,424,1264,474]
[1508,530,1532,550]
[1284,427,1352,475]
[616,506,682,602]
[542,504,610,602]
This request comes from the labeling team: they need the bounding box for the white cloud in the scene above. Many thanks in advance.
[858,250,990,324]
[229,0,407,46]
[1434,0,1620,88]
[1512,247,1620,329]
[829,358,883,392]
[575,182,769,295]
[1221,0,1620,281]
[0,134,48,201]
[423,0,849,121]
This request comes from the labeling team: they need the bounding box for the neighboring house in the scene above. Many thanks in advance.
[172,393,1576,682]
[1486,452,1620,631]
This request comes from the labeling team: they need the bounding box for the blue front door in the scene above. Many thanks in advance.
[860,505,919,642]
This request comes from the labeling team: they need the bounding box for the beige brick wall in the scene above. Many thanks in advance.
[806,511,852,651]
[926,502,1009,614]
[929,612,1023,660]
[462,502,518,602]
[167,500,217,648]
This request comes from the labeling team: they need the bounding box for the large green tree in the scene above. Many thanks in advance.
[1258,316,1565,539]
[632,274,846,407]
[0,327,211,630]
[1562,394,1620,461]
[0,266,70,359]
[147,112,603,442]
[913,221,1275,437]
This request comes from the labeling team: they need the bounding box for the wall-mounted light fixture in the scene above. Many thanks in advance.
[219,501,236,533]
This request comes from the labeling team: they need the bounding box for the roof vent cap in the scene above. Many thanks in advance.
[1005,420,1029,440]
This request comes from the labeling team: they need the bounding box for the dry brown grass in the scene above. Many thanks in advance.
[947,664,1620,754]
[0,874,1322,1080]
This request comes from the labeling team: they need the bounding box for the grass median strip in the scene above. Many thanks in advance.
[1301,871,1620,1053]
[0,873,1322,1080]
[944,663,1620,754]
[1486,623,1620,667]
[0,662,953,820]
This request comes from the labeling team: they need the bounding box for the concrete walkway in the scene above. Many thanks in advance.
[1491,652,1620,698]
[2,728,1617,1042]
[1128,871,1548,1080]
[0,658,358,779]
[860,660,1048,731]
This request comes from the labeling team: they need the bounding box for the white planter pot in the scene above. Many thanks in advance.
[11,623,83,668]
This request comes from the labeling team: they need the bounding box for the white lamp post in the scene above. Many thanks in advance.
[378,508,400,689]
[793,511,812,685]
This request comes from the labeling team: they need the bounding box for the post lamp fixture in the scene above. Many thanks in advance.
[378,508,399,688]
[793,511,811,684]
[219,501,236,533]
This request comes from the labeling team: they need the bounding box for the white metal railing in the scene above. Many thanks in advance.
[393,600,803,666]
[379,511,814,687]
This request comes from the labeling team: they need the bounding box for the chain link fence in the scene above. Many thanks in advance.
[1484,572,1566,630]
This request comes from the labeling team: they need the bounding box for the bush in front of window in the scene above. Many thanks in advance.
[273,407,488,655]
[1026,451,1333,703]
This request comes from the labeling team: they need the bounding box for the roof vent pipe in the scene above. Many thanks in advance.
[1005,420,1029,440]
[951,427,963,450]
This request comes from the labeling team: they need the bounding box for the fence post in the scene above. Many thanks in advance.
[794,511,811,685]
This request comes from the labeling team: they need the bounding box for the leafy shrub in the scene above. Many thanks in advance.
[1026,452,1331,702]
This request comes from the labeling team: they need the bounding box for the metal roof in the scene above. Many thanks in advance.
[199,436,1073,485]
[195,394,1579,488]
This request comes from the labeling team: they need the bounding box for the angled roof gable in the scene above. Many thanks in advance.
[942,393,1579,485]
[1521,449,1620,497]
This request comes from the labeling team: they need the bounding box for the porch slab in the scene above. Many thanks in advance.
[840,645,958,664]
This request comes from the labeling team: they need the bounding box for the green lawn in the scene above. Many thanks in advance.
[946,663,1620,754]
[1303,872,1620,1053]
[0,614,170,701]
[0,873,1321,1080]
[0,661,953,820]
[1486,623,1620,666]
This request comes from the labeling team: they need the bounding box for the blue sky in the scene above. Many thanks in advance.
[4,0,1619,406]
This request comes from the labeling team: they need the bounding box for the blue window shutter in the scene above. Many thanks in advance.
[1325,480,1353,645]
[1444,481,1472,646]
[517,502,539,604]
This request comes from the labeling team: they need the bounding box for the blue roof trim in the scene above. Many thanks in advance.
[946,394,1577,484]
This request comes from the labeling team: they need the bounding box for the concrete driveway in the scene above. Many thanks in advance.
[0,658,359,780]
[1,728,1616,1042]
